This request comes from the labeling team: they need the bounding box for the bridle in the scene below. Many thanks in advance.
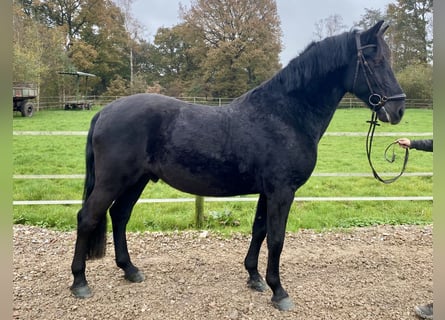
[352,31,406,112]
[353,31,408,184]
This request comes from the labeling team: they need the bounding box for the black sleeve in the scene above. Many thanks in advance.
[410,139,433,152]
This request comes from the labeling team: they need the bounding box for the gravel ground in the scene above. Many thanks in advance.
[13,224,432,320]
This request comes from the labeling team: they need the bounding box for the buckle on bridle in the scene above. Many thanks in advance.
[369,93,385,108]
[370,93,407,112]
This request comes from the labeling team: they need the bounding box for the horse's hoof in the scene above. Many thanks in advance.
[247,277,268,292]
[70,285,93,299]
[272,296,295,311]
[125,270,145,283]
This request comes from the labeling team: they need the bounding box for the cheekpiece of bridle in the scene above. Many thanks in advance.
[353,31,408,184]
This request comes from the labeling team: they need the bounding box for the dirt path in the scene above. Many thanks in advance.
[13,224,432,319]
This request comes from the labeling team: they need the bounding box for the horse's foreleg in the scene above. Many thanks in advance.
[109,176,149,283]
[265,192,294,311]
[244,194,268,292]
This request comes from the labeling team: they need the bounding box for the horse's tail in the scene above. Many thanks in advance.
[82,112,98,202]
[81,112,107,259]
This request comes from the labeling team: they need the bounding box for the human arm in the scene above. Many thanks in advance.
[410,139,433,152]
[396,138,433,152]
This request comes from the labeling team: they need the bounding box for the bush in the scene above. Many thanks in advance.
[396,63,432,100]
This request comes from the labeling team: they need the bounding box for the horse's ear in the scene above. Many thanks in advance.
[362,20,386,44]
[370,20,385,34]
[377,21,390,36]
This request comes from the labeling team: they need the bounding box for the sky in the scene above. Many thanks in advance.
[131,0,394,65]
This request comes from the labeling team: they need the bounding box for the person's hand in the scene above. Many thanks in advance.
[396,138,411,149]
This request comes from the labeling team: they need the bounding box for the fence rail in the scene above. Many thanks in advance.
[13,172,433,180]
[13,196,433,206]
[13,131,434,137]
[30,95,433,111]
[13,171,433,206]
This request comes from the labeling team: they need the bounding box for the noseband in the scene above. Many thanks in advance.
[353,32,408,184]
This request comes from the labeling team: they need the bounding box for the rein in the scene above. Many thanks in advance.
[366,112,409,184]
[353,31,408,183]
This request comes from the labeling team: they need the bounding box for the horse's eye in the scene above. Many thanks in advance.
[362,46,377,58]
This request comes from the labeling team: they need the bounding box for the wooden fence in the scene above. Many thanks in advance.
[12,174,433,227]
[31,95,433,111]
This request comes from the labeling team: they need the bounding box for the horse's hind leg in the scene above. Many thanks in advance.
[244,193,268,292]
[109,175,150,283]
[71,188,117,298]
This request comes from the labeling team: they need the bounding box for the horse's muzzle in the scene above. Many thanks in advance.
[376,101,405,124]
[372,93,406,124]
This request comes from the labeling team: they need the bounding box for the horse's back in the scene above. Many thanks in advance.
[89,94,238,190]
[95,93,230,135]
[99,93,189,117]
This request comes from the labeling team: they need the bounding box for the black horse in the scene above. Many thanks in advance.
[70,21,405,310]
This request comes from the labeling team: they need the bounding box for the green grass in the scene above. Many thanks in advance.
[13,108,96,131]
[13,107,433,233]
[13,136,86,174]
[12,198,432,234]
[325,107,433,132]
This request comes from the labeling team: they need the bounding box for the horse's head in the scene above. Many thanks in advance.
[345,20,405,124]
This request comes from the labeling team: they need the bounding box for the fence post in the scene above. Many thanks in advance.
[195,195,204,228]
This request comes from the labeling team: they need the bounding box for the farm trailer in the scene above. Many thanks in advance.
[13,83,38,117]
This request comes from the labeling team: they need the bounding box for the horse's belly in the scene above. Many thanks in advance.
[157,166,258,197]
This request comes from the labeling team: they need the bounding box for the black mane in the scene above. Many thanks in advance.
[268,30,357,94]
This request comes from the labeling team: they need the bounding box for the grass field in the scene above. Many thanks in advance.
[13,106,433,234]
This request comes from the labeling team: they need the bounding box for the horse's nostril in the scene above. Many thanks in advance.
[399,108,405,119]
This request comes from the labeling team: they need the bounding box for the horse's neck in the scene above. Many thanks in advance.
[295,84,346,141]
[247,36,352,140]
[246,74,347,141]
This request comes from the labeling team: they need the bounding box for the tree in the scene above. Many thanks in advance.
[103,74,129,96]
[354,8,386,30]
[151,26,190,94]
[70,0,131,93]
[15,0,135,96]
[132,39,160,85]
[32,0,105,52]
[386,0,433,71]
[13,1,45,84]
[313,14,347,40]
[114,0,146,94]
[180,0,282,97]
[13,0,70,97]
[147,24,206,96]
